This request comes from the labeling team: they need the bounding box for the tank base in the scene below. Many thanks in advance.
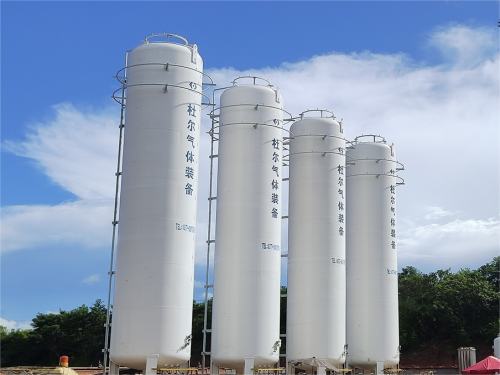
[244,357,255,375]
[144,355,158,375]
[210,362,219,375]
[109,361,119,375]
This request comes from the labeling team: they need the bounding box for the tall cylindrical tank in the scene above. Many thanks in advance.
[494,334,500,358]
[346,135,403,369]
[287,111,347,367]
[110,34,203,370]
[211,77,284,373]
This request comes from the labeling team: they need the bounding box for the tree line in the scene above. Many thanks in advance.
[398,257,499,353]
[1,257,498,368]
[1,300,107,367]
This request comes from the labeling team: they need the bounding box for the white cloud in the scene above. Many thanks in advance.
[194,280,213,301]
[1,199,113,252]
[200,291,213,300]
[427,24,498,69]
[0,317,32,331]
[398,216,499,272]
[4,103,118,200]
[423,206,459,221]
[2,103,117,253]
[81,273,101,285]
[194,280,206,288]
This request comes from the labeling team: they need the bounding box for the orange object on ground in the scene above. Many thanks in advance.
[59,356,69,367]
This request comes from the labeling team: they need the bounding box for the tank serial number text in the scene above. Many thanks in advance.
[262,243,280,251]
[387,269,397,275]
[332,258,346,265]
[176,223,195,233]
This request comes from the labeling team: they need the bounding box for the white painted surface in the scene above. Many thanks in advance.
[376,361,384,374]
[110,37,203,370]
[244,358,255,375]
[109,361,119,375]
[346,138,401,369]
[494,335,500,358]
[145,356,159,375]
[286,115,346,367]
[211,82,283,373]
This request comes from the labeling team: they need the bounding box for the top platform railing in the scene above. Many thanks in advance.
[232,75,274,87]
[299,109,336,119]
[353,134,386,143]
[142,33,189,45]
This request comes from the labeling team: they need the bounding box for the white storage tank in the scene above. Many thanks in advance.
[211,77,284,373]
[109,34,203,371]
[346,135,404,370]
[287,111,347,368]
[494,334,500,358]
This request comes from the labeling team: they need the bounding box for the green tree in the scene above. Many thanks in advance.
[398,261,499,354]
[32,299,107,366]
[398,266,440,350]
[477,256,500,286]
[1,326,46,367]
[1,300,107,367]
[432,268,499,344]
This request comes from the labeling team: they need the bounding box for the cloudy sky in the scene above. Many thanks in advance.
[1,1,498,331]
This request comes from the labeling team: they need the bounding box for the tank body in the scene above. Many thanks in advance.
[494,335,500,358]
[211,82,284,373]
[346,137,400,369]
[287,115,346,366]
[109,37,203,370]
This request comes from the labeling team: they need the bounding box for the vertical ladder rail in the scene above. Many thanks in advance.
[201,125,214,374]
[103,50,129,375]
[202,86,229,375]
[202,88,219,375]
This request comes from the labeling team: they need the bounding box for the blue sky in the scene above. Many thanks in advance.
[1,1,499,330]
